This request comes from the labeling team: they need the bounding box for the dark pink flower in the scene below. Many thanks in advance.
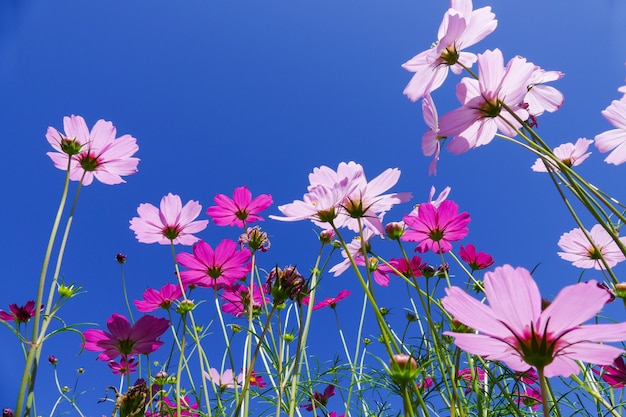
[176,240,252,289]
[594,356,626,388]
[108,356,138,376]
[0,300,41,324]
[147,396,200,417]
[206,186,273,228]
[246,370,267,388]
[129,193,208,245]
[458,367,485,394]
[134,283,183,312]
[46,115,139,186]
[82,313,169,361]
[221,284,268,317]
[386,256,427,279]
[442,265,626,377]
[459,244,494,270]
[402,200,470,253]
[300,384,336,411]
[307,290,351,311]
[515,369,538,385]
[515,387,542,411]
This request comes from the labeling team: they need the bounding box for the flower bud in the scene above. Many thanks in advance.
[77,368,84,374]
[389,354,419,387]
[385,222,405,240]
[239,226,271,252]
[2,409,14,417]
[283,333,295,343]
[116,253,127,264]
[319,229,335,245]
[176,299,196,314]
[363,337,371,345]
[154,371,169,386]
[48,356,58,365]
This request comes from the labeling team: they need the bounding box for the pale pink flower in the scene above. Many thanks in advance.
[402,0,497,101]
[46,115,139,185]
[439,49,535,154]
[402,200,470,253]
[204,368,242,389]
[129,193,208,245]
[83,313,169,361]
[557,224,626,270]
[595,98,626,165]
[524,68,564,117]
[422,94,443,175]
[406,186,451,219]
[176,240,251,288]
[206,186,273,228]
[134,283,183,312]
[531,138,593,172]
[442,265,626,377]
[329,228,376,277]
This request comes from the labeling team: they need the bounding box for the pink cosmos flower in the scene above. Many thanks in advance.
[402,200,470,253]
[595,98,626,165]
[557,224,626,270]
[417,377,434,391]
[221,284,267,317]
[0,300,41,324]
[108,356,138,376]
[515,369,538,385]
[204,368,242,389]
[306,290,351,311]
[524,68,564,117]
[386,256,427,279]
[307,162,412,235]
[402,0,497,101]
[46,115,139,186]
[176,240,251,289]
[442,264,626,377]
[246,370,267,388]
[147,396,200,417]
[439,49,535,154]
[458,367,485,394]
[206,186,273,228]
[594,356,626,388]
[134,283,183,312]
[329,228,376,277]
[129,193,208,245]
[422,94,444,175]
[515,387,541,411]
[459,244,494,270]
[83,313,169,361]
[300,384,336,411]
[531,138,593,172]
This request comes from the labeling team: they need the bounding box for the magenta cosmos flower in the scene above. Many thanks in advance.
[83,313,169,361]
[439,49,535,154]
[301,384,336,411]
[176,239,251,288]
[307,290,351,311]
[108,356,138,376]
[402,200,470,253]
[221,283,267,317]
[134,283,183,312]
[402,0,497,101]
[442,265,626,377]
[206,186,273,228]
[459,244,494,270]
[531,138,593,172]
[0,300,41,324]
[594,356,626,388]
[129,193,208,245]
[557,224,626,270]
[46,115,139,185]
[595,98,626,165]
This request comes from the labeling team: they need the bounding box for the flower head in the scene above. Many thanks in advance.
[221,284,268,317]
[402,0,497,100]
[524,68,564,117]
[108,356,138,376]
[306,290,351,311]
[595,98,626,165]
[300,384,336,411]
[442,265,626,377]
[204,368,241,390]
[46,115,139,185]
[459,244,494,270]
[515,387,542,411]
[531,138,593,172]
[557,224,626,270]
[134,283,183,312]
[147,396,200,417]
[0,300,41,324]
[422,94,445,175]
[129,193,208,245]
[594,356,626,388]
[176,240,251,289]
[265,266,308,304]
[83,313,169,361]
[206,186,273,228]
[402,200,470,253]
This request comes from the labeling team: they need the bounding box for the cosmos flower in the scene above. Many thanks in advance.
[204,368,241,390]
[594,356,626,388]
[515,387,542,411]
[300,384,336,411]
[147,396,200,417]
[402,0,497,101]
[524,67,564,117]
[402,200,470,253]
[439,49,535,154]
[134,283,183,312]
[531,138,593,172]
[0,301,41,324]
[595,98,626,165]
[221,284,267,317]
[129,193,208,246]
[108,356,138,376]
[442,264,626,377]
[46,115,139,186]
[557,224,626,270]
[83,313,169,361]
[422,94,444,175]
[176,240,251,289]
[459,244,494,270]
[305,290,351,311]
[206,186,273,228]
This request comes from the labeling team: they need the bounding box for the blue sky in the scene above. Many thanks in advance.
[2,0,626,414]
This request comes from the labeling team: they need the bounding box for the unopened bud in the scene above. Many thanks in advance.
[176,299,196,314]
[385,222,405,240]
[48,356,58,365]
[116,253,127,264]
[389,354,419,387]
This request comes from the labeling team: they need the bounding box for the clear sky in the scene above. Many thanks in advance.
[2,0,626,414]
